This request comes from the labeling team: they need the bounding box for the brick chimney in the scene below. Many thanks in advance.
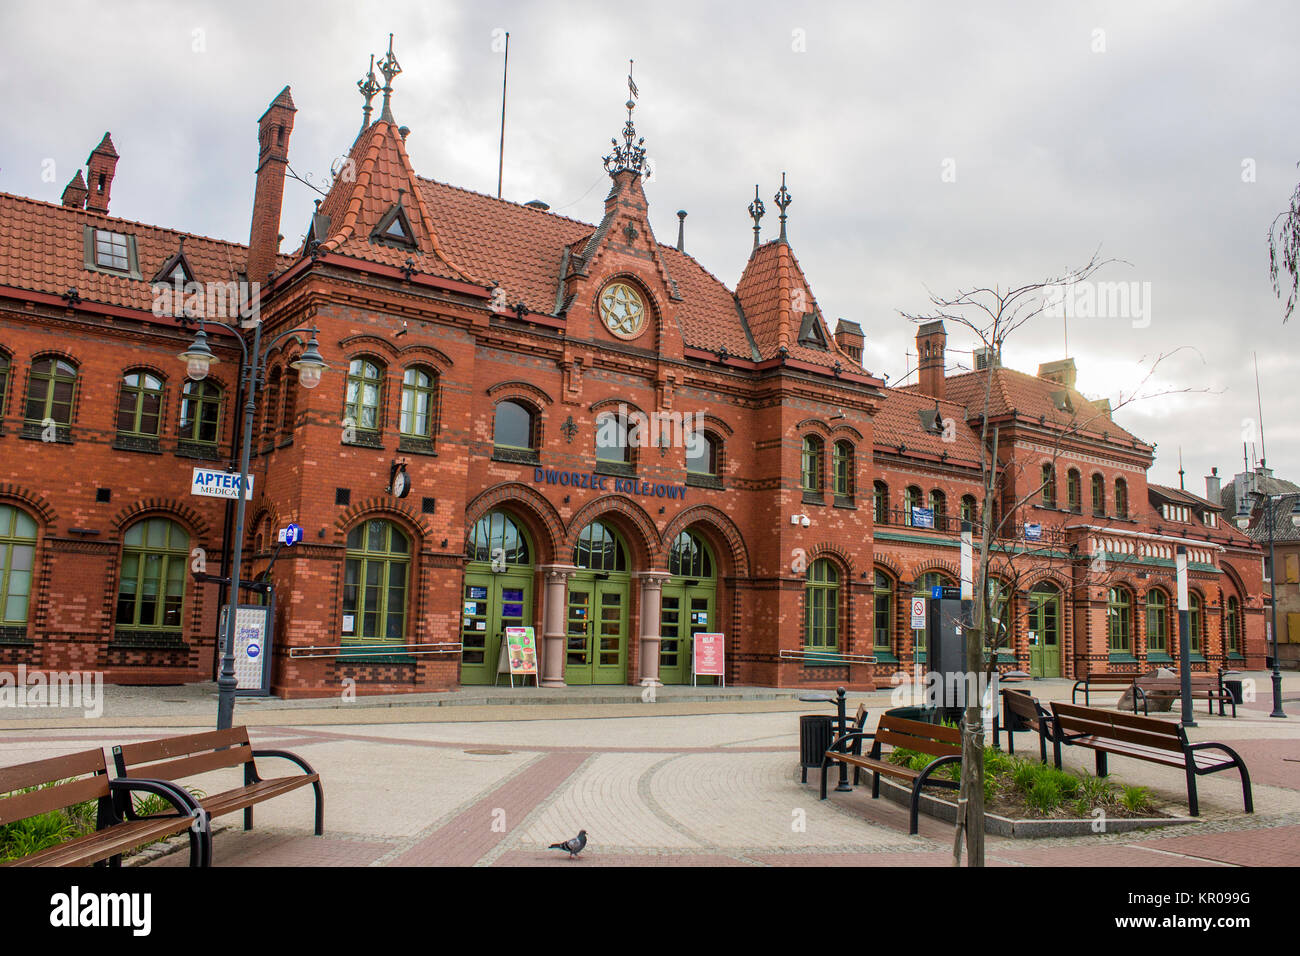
[61,170,88,209]
[834,319,864,366]
[246,86,296,286]
[916,320,946,400]
[85,133,119,213]
[1205,466,1221,505]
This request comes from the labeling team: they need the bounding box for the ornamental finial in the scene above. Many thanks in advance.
[603,59,647,177]
[774,172,792,243]
[748,185,765,251]
[377,34,402,125]
[357,54,381,133]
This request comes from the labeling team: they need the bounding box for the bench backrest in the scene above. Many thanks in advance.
[853,702,868,729]
[1086,672,1142,683]
[0,748,111,826]
[112,727,254,781]
[1050,702,1185,753]
[1138,676,1219,691]
[1001,689,1042,723]
[876,715,962,757]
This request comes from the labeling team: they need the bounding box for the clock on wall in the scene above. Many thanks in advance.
[599,281,647,339]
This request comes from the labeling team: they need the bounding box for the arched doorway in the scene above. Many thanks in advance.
[566,520,631,685]
[660,529,717,685]
[1028,582,1062,677]
[461,510,535,685]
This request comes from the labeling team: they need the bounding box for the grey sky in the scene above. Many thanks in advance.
[3,0,1297,494]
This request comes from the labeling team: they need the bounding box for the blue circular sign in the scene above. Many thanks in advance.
[246,642,261,659]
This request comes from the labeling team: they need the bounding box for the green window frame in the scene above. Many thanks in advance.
[115,518,189,630]
[493,400,535,451]
[1067,470,1082,514]
[873,570,893,652]
[1041,464,1056,508]
[801,436,823,494]
[0,351,9,418]
[1091,474,1106,517]
[1107,587,1132,655]
[1114,479,1128,519]
[929,489,946,528]
[904,486,922,525]
[1226,597,1241,654]
[832,441,854,498]
[342,519,409,643]
[686,432,720,476]
[466,510,531,566]
[960,495,977,525]
[116,371,164,437]
[179,379,222,445]
[0,505,38,626]
[873,482,889,524]
[804,558,839,650]
[1189,592,1202,655]
[399,366,436,438]
[668,530,713,578]
[24,356,77,425]
[1145,590,1167,654]
[344,357,384,433]
[573,520,627,572]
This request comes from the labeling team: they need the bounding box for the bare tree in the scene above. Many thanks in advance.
[901,253,1206,867]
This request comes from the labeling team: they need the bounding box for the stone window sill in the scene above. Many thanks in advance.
[113,434,162,454]
[492,446,539,465]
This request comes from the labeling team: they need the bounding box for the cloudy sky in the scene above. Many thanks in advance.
[4,1,1297,495]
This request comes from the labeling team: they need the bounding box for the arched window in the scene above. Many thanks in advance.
[874,481,889,525]
[178,379,222,447]
[929,490,947,529]
[573,520,627,572]
[344,357,384,434]
[595,412,632,466]
[804,558,839,651]
[801,435,824,494]
[280,369,298,442]
[116,518,189,631]
[1041,463,1056,508]
[258,366,281,451]
[904,486,922,526]
[493,400,535,451]
[1189,591,1202,656]
[400,366,437,440]
[0,504,38,628]
[115,371,164,439]
[1114,478,1129,519]
[668,530,713,578]
[0,351,10,418]
[832,441,855,499]
[1091,474,1106,516]
[25,356,77,428]
[686,431,720,477]
[1067,469,1082,514]
[960,494,978,526]
[1225,596,1241,655]
[342,519,409,643]
[1145,590,1168,656]
[466,510,531,566]
[1107,587,1132,655]
[873,569,893,654]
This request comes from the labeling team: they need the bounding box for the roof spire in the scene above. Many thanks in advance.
[357,53,380,133]
[602,59,647,177]
[377,34,401,125]
[748,185,765,251]
[774,171,792,243]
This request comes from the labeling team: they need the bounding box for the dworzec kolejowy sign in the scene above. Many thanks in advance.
[190,467,254,501]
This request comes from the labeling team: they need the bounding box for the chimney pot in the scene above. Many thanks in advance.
[916,320,947,400]
[247,87,297,287]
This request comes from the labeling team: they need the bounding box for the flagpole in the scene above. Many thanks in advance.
[497,31,509,199]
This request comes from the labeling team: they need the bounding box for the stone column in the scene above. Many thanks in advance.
[538,565,576,688]
[635,571,672,687]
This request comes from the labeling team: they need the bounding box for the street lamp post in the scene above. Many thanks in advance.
[1251,492,1299,719]
[180,319,329,730]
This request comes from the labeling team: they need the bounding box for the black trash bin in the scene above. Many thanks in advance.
[1222,674,1244,705]
[799,714,835,783]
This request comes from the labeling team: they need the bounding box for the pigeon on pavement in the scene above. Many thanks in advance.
[548,829,587,860]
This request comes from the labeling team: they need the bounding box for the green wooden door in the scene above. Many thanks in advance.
[1028,590,1061,678]
[565,577,628,684]
[460,570,533,685]
[659,582,716,684]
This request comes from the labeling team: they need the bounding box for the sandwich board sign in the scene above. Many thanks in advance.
[218,604,272,696]
[496,626,538,687]
[693,632,726,686]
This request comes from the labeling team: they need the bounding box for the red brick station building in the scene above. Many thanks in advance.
[0,66,1268,698]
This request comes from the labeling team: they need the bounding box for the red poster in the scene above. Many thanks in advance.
[693,632,725,676]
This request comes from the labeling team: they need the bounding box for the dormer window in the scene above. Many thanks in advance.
[797,312,828,349]
[371,202,416,247]
[83,227,140,278]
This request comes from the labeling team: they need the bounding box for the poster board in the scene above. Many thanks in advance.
[692,632,725,686]
[495,626,538,687]
[219,603,273,696]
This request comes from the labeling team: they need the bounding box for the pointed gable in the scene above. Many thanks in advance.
[735,239,849,369]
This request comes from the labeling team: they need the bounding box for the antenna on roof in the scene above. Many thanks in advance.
[1253,351,1267,468]
[497,31,510,199]
[1178,447,1185,490]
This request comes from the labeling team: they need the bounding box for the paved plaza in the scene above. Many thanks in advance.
[1,673,1297,867]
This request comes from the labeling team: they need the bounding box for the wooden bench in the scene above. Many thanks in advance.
[1071,671,1142,706]
[1133,672,1236,717]
[1,747,211,867]
[1049,702,1252,816]
[819,714,961,835]
[993,688,1056,763]
[111,727,323,841]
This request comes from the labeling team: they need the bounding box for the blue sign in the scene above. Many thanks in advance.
[912,507,934,529]
[931,585,943,600]
[1024,522,1042,542]
[190,467,254,501]
[279,523,303,547]
[246,642,261,659]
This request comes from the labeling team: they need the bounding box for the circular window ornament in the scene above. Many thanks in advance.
[599,281,647,339]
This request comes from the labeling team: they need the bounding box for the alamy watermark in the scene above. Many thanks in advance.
[1042,280,1151,329]
[596,403,705,455]
[0,666,104,718]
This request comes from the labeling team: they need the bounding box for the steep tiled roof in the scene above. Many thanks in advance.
[0,192,291,313]
[1148,483,1222,512]
[915,366,1149,446]
[872,388,984,467]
